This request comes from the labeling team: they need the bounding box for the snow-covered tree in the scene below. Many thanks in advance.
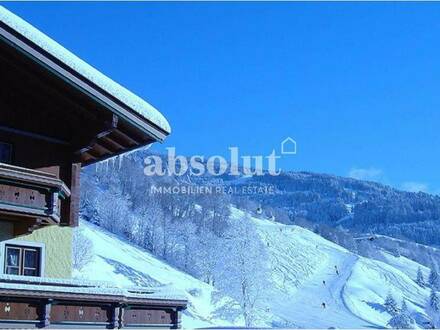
[388,300,415,329]
[172,219,198,272]
[384,292,399,316]
[72,228,94,272]
[429,269,440,290]
[192,228,223,285]
[143,206,165,254]
[216,214,270,327]
[95,184,132,236]
[426,289,440,328]
[416,267,426,287]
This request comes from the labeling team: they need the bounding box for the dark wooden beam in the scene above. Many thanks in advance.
[111,129,140,147]
[93,142,112,156]
[74,114,118,156]
[79,153,93,164]
[0,125,70,146]
[88,147,104,159]
[101,135,127,151]
[81,140,154,167]
[82,152,97,161]
[95,139,119,154]
[60,163,81,227]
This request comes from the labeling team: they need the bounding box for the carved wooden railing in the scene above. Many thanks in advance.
[0,163,70,227]
[0,275,186,329]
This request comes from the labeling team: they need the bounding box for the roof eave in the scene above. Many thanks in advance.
[0,22,169,143]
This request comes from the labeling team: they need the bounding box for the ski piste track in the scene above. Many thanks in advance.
[253,217,385,329]
[287,244,381,329]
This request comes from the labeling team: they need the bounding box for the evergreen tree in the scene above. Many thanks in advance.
[430,290,440,311]
[427,289,440,328]
[388,300,415,329]
[429,269,440,290]
[384,292,399,316]
[416,267,426,287]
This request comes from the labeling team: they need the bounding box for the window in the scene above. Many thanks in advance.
[0,142,12,164]
[4,244,41,276]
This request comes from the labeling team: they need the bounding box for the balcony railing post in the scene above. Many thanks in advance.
[106,303,121,329]
[37,299,52,328]
[171,308,182,329]
[46,191,58,216]
[118,305,125,329]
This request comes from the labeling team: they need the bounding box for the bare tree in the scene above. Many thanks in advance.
[72,228,94,272]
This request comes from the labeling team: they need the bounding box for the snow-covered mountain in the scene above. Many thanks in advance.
[86,152,440,247]
[76,208,433,328]
[222,171,440,247]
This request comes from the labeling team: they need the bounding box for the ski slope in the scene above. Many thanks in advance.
[76,212,432,328]
[245,211,431,328]
[75,221,240,328]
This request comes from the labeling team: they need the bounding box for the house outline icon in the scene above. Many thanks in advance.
[281,137,297,155]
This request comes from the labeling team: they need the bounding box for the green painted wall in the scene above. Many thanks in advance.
[3,225,73,279]
[19,226,72,278]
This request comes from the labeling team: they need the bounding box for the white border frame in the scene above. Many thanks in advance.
[0,239,46,277]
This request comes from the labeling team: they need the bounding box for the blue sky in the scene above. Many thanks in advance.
[3,2,440,193]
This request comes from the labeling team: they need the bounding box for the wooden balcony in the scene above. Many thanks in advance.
[0,275,186,329]
[0,163,70,232]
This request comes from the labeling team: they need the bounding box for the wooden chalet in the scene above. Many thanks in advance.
[0,6,186,328]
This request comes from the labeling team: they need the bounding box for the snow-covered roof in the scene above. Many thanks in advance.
[0,6,171,134]
[0,274,186,302]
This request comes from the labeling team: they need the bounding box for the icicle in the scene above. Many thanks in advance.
[118,154,124,170]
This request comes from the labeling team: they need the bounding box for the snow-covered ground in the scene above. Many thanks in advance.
[75,221,241,328]
[247,212,431,328]
[76,209,432,328]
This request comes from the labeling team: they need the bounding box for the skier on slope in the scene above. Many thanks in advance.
[334,265,339,275]
[323,280,326,286]
[322,302,326,309]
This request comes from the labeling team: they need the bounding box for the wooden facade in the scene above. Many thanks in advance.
[0,300,181,329]
[0,276,186,329]
[0,6,185,329]
[0,163,70,234]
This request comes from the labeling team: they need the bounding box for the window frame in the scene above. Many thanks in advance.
[4,245,21,275]
[22,247,40,276]
[0,240,45,277]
